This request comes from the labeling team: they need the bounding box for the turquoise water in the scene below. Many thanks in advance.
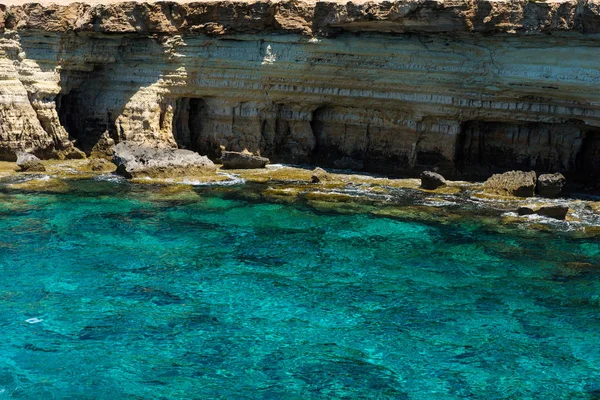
[1,179,600,399]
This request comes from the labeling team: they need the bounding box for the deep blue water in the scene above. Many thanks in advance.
[0,179,599,399]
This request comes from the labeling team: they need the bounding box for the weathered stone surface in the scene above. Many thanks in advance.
[53,145,86,160]
[517,204,569,220]
[537,173,566,198]
[311,167,331,183]
[112,142,215,178]
[18,161,46,172]
[16,151,45,172]
[484,171,537,197]
[420,171,446,190]
[2,0,597,36]
[220,151,269,169]
[0,1,598,185]
[16,152,39,165]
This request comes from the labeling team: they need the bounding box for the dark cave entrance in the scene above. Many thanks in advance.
[172,97,207,153]
[310,106,335,164]
[310,106,326,150]
[56,90,83,146]
[455,120,588,179]
[576,130,600,183]
[56,90,112,155]
[454,121,537,174]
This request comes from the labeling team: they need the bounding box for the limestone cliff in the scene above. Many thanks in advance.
[1,0,600,183]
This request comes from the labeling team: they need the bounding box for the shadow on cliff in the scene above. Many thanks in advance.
[455,119,600,191]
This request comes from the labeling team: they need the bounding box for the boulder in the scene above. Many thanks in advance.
[311,167,331,183]
[537,173,566,198]
[420,171,446,190]
[88,158,116,172]
[220,151,269,169]
[16,152,46,172]
[517,204,569,220]
[112,142,215,178]
[483,170,536,197]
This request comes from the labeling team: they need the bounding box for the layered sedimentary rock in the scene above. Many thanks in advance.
[1,0,600,183]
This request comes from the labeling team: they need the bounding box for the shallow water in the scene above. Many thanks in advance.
[0,180,599,399]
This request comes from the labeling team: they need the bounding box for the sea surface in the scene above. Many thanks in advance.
[0,178,599,399]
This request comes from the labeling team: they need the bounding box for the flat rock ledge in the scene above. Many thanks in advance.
[113,142,215,178]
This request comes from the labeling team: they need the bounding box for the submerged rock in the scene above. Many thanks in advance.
[517,204,569,220]
[420,171,446,190]
[484,170,536,197]
[220,151,269,169]
[311,167,331,183]
[112,142,215,178]
[537,173,566,198]
[16,152,46,172]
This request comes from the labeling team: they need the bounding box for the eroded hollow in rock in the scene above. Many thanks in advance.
[56,90,81,146]
[576,129,600,182]
[310,106,327,156]
[56,89,112,155]
[310,106,366,170]
[455,120,585,178]
[172,97,213,155]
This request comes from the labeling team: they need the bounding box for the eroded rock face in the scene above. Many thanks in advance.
[420,171,446,190]
[112,142,215,178]
[220,151,269,169]
[484,171,537,197]
[0,0,599,186]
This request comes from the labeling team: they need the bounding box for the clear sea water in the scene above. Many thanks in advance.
[0,178,599,399]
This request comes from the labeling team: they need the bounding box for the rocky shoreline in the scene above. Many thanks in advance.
[1,152,599,237]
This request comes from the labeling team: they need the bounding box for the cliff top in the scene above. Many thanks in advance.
[0,0,578,4]
[0,0,598,36]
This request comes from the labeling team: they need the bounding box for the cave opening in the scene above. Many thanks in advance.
[310,106,330,164]
[454,120,527,175]
[172,97,208,154]
[56,89,113,155]
[455,120,586,179]
[576,130,600,184]
[56,90,83,147]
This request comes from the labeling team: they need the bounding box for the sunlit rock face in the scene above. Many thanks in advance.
[1,0,600,181]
